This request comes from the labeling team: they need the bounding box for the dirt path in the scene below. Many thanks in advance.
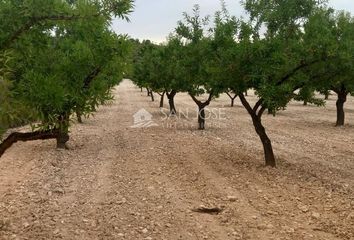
[0,80,353,240]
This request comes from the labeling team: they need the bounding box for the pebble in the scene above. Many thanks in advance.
[267,210,278,216]
[298,205,309,213]
[227,196,238,202]
[283,226,295,233]
[311,212,320,219]
[142,228,148,234]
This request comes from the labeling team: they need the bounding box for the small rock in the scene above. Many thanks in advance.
[257,223,274,230]
[267,210,278,216]
[142,228,148,234]
[266,224,274,229]
[311,212,320,219]
[227,196,238,202]
[23,222,30,228]
[298,205,309,213]
[283,226,295,233]
[53,188,64,194]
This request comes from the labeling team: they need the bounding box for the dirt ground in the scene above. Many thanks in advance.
[0,80,353,240]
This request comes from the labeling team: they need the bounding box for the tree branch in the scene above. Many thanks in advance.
[206,91,214,104]
[257,106,267,118]
[1,14,99,51]
[189,94,201,105]
[0,129,59,158]
[83,67,101,89]
[276,59,321,86]
[253,98,264,112]
[239,93,255,116]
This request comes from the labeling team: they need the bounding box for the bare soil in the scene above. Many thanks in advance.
[0,80,353,240]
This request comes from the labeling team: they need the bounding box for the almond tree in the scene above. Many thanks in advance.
[132,37,186,115]
[228,0,329,167]
[132,40,164,103]
[0,0,133,157]
[304,10,354,126]
[176,5,217,130]
[209,4,240,108]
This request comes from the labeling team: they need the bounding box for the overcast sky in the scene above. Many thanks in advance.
[112,0,354,43]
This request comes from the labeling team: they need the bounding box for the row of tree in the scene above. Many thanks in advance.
[0,0,134,157]
[132,0,354,167]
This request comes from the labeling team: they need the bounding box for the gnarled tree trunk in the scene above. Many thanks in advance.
[252,114,275,167]
[166,90,177,115]
[226,92,237,107]
[0,130,59,158]
[150,90,154,102]
[324,92,329,100]
[56,114,70,149]
[76,110,83,123]
[158,91,165,108]
[335,90,347,127]
[239,93,276,167]
[190,92,213,130]
[197,105,206,130]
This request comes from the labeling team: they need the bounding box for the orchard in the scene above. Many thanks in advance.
[131,0,354,167]
[0,1,354,239]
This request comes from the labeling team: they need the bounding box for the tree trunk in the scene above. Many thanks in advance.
[190,92,213,130]
[245,91,248,96]
[324,92,329,100]
[150,91,154,102]
[226,92,237,107]
[336,91,347,126]
[159,91,165,108]
[56,130,69,149]
[198,105,206,130]
[56,114,70,149]
[0,130,59,158]
[252,115,276,167]
[76,110,83,123]
[147,88,150,96]
[140,87,143,92]
[303,100,308,106]
[166,90,177,115]
[238,93,276,167]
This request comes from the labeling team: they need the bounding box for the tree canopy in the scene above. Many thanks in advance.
[0,0,133,156]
